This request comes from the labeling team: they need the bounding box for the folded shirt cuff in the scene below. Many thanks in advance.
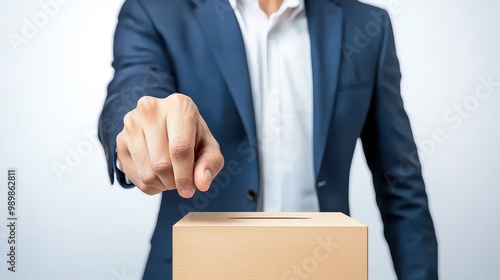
[115,150,135,188]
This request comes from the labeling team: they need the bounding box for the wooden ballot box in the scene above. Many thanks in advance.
[173,212,367,280]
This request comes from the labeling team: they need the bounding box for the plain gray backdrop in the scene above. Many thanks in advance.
[0,0,499,279]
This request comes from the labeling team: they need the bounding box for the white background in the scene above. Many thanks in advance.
[0,0,499,279]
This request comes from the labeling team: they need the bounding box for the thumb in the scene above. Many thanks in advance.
[194,147,224,192]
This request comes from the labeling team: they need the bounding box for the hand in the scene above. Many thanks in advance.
[116,94,224,198]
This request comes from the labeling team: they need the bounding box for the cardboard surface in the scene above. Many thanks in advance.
[173,212,367,280]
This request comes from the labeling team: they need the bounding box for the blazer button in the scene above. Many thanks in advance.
[247,189,257,202]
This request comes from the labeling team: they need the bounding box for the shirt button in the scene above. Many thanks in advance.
[247,189,257,202]
[317,181,327,188]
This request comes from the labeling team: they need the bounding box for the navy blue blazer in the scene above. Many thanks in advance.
[98,0,438,279]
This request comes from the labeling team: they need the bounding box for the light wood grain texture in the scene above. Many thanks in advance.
[173,212,367,280]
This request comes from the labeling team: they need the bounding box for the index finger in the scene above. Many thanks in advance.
[166,102,197,198]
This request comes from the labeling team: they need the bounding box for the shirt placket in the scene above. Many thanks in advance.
[262,12,283,211]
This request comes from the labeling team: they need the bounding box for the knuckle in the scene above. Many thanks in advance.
[167,94,199,114]
[116,131,126,146]
[123,111,136,129]
[135,182,149,192]
[170,145,193,159]
[137,96,157,110]
[139,171,158,186]
[168,93,191,103]
[152,160,173,174]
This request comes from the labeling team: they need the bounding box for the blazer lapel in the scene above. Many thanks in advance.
[192,0,257,145]
[306,0,344,178]
[191,0,343,178]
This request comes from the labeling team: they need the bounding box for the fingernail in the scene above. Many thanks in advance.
[204,169,212,182]
[180,188,194,198]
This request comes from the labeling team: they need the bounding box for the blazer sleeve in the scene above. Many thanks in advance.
[98,0,177,187]
[359,11,439,280]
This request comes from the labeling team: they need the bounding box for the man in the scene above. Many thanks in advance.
[98,0,438,279]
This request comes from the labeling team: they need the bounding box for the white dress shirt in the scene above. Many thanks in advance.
[230,0,319,212]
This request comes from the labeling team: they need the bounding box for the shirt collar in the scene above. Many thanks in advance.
[229,0,304,16]
[229,0,238,9]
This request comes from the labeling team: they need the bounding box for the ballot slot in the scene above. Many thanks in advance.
[227,217,311,220]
